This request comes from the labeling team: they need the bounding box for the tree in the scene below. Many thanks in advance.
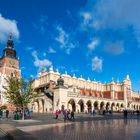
[3,74,37,120]
[0,105,7,110]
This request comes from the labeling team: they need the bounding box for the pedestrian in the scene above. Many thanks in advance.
[0,109,3,120]
[71,110,75,121]
[136,110,139,116]
[124,109,128,119]
[103,110,106,115]
[27,109,31,119]
[63,110,67,122]
[5,109,9,119]
[55,110,59,119]
[66,110,70,120]
[109,110,112,115]
[77,109,79,114]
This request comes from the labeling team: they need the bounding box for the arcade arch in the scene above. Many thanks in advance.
[100,101,105,110]
[33,99,45,113]
[86,100,92,112]
[116,103,120,110]
[68,99,76,112]
[120,103,124,110]
[94,101,98,110]
[111,102,115,111]
[78,99,84,112]
[106,102,110,110]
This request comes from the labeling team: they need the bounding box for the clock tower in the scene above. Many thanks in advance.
[0,34,21,109]
[0,34,20,76]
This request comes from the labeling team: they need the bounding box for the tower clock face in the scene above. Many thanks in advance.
[10,59,15,65]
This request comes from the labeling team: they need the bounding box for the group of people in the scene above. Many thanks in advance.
[0,109,9,120]
[91,108,140,119]
[55,109,75,122]
[13,109,32,120]
[123,109,140,119]
[0,108,33,120]
[90,109,113,116]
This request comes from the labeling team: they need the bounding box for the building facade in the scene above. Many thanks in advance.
[0,34,21,110]
[32,66,140,113]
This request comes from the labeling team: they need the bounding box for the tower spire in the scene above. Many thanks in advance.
[2,33,17,59]
[7,33,14,48]
[9,32,12,40]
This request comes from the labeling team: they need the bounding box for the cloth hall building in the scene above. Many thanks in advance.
[32,66,140,113]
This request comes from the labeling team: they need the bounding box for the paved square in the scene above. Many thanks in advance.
[18,119,140,140]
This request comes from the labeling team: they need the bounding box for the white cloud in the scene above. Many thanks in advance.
[80,12,92,26]
[30,74,34,79]
[79,12,93,31]
[80,0,140,29]
[55,26,67,46]
[92,56,103,72]
[48,47,56,53]
[43,52,46,57]
[65,43,75,55]
[32,50,52,70]
[80,0,140,43]
[0,14,19,42]
[104,41,124,55]
[94,0,140,30]
[88,38,99,51]
[32,50,38,59]
[55,25,75,54]
[80,0,140,37]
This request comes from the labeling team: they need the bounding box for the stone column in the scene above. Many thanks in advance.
[128,103,131,109]
[76,104,80,113]
[84,104,88,113]
[97,104,100,110]
[91,105,94,111]
[38,100,43,113]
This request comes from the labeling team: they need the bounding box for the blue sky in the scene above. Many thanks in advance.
[0,0,140,90]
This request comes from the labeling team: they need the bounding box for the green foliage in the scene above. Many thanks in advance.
[0,105,7,110]
[3,74,37,110]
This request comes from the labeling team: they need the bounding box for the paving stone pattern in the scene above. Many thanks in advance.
[20,119,140,140]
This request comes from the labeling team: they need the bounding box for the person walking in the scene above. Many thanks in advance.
[71,110,75,121]
[5,109,9,119]
[92,109,95,116]
[124,109,128,119]
[0,109,3,120]
[55,110,59,119]
[66,110,70,120]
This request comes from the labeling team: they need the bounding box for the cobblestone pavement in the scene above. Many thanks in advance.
[18,119,140,140]
[1,113,140,140]
[0,128,8,140]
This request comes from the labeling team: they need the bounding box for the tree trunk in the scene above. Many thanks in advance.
[22,107,25,120]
